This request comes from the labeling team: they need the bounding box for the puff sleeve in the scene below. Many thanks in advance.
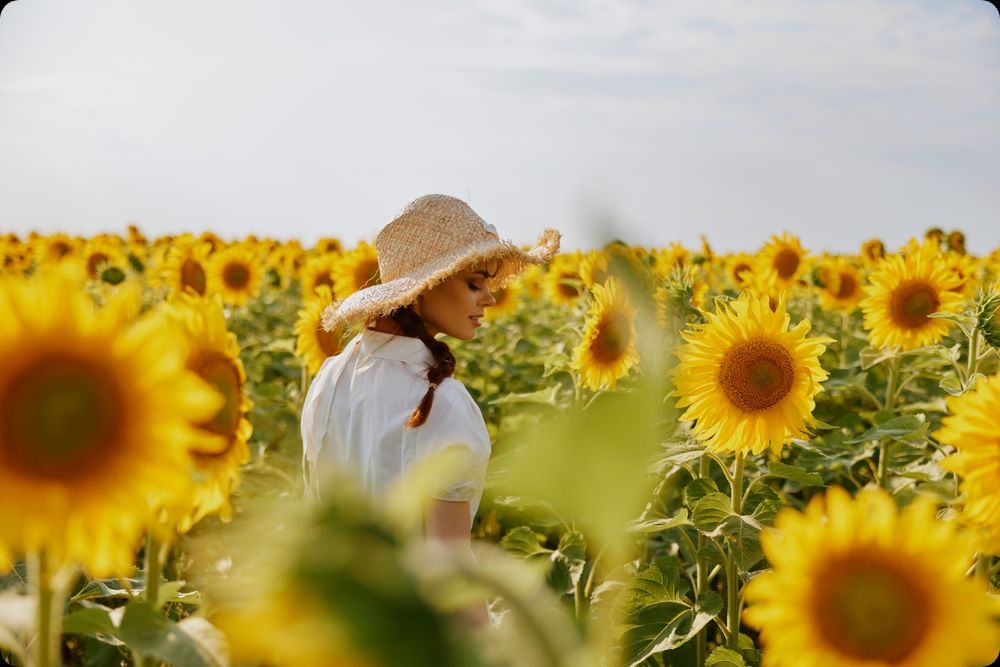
[414,377,492,506]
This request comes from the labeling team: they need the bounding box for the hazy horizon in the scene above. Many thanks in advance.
[1,0,998,254]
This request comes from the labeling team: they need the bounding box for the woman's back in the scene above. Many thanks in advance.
[301,328,491,517]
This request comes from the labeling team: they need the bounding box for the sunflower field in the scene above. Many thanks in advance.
[1,226,1000,667]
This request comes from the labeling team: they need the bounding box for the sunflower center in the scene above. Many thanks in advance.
[315,323,343,358]
[773,249,800,279]
[52,241,72,258]
[222,262,251,290]
[313,272,334,290]
[181,259,207,295]
[190,351,242,440]
[812,555,930,663]
[718,339,795,412]
[557,274,580,300]
[732,263,752,285]
[835,272,858,300]
[889,281,939,330]
[592,313,631,363]
[0,354,124,480]
[87,252,110,277]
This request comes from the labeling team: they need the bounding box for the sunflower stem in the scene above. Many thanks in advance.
[965,328,981,388]
[727,454,745,650]
[695,454,709,667]
[144,533,163,609]
[30,551,60,667]
[877,356,901,489]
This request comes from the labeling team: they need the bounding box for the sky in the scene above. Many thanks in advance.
[1,0,998,254]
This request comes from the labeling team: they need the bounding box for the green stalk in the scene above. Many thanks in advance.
[877,356,900,489]
[727,454,745,649]
[30,551,59,667]
[144,533,163,609]
[966,328,981,387]
[695,454,709,667]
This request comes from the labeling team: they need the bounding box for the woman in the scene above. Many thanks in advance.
[301,194,559,556]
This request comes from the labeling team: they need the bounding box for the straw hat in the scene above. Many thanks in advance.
[321,194,560,331]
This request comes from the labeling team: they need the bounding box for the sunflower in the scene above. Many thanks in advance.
[484,280,521,320]
[31,233,78,267]
[517,263,544,300]
[672,291,830,456]
[295,286,347,376]
[81,235,126,281]
[860,240,964,351]
[1,238,29,275]
[935,373,1000,554]
[314,236,343,255]
[860,238,886,266]
[818,258,864,313]
[757,232,808,287]
[267,241,304,289]
[208,243,264,306]
[332,242,380,298]
[161,234,213,297]
[572,277,639,390]
[652,243,689,280]
[160,293,253,531]
[942,250,978,297]
[725,253,757,289]
[544,252,583,306]
[299,253,338,300]
[744,486,999,667]
[0,267,220,575]
[579,250,609,290]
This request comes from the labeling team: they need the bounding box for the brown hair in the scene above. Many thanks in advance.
[390,307,456,428]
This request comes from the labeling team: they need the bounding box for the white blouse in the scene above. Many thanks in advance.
[300,329,492,518]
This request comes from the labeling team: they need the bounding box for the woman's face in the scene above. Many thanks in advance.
[414,264,498,340]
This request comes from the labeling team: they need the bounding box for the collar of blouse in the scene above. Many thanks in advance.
[360,328,434,366]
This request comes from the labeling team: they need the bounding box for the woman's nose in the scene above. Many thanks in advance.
[484,289,497,306]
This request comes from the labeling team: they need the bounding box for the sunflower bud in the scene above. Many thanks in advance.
[976,287,1000,349]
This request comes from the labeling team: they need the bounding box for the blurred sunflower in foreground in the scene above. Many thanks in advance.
[935,373,1000,554]
[744,486,1000,667]
[572,277,639,390]
[860,240,963,350]
[0,267,220,575]
[672,291,830,456]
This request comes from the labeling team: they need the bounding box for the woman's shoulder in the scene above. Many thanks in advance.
[418,377,490,452]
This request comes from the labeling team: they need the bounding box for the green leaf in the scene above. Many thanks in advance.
[684,478,719,505]
[617,576,722,665]
[117,602,225,667]
[69,577,141,603]
[651,440,705,475]
[705,645,746,667]
[939,375,965,396]
[499,526,552,559]
[859,346,897,370]
[690,493,734,533]
[62,607,116,636]
[547,531,587,595]
[844,415,927,444]
[627,509,692,534]
[766,461,825,487]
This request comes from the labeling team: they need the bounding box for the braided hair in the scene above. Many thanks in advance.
[390,306,457,428]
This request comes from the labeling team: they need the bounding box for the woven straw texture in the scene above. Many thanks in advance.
[321,194,560,331]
